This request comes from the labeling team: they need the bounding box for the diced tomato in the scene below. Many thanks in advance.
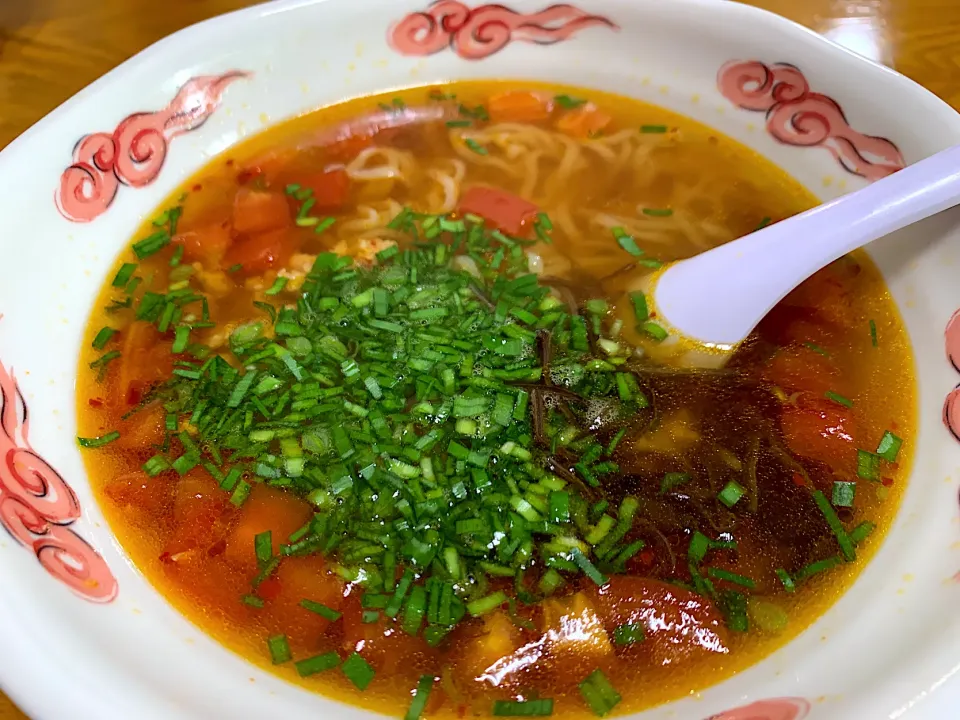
[273,555,345,647]
[763,346,839,397]
[161,470,233,561]
[341,593,423,672]
[555,103,612,138]
[459,186,539,237]
[589,577,729,666]
[285,168,350,212]
[172,222,233,266]
[783,265,856,327]
[114,405,165,449]
[223,485,313,571]
[221,228,299,276]
[118,325,173,409]
[103,469,172,518]
[488,91,553,123]
[232,188,292,235]
[237,149,298,185]
[256,576,283,602]
[323,132,375,164]
[780,398,859,472]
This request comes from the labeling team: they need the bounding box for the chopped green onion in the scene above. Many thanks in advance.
[629,291,648,323]
[640,124,668,133]
[295,652,341,677]
[569,548,607,586]
[254,531,272,566]
[831,480,856,508]
[857,449,881,481]
[660,471,690,494]
[467,591,507,617]
[77,431,120,448]
[405,675,435,720]
[492,699,554,717]
[555,94,587,108]
[464,138,488,155]
[112,263,137,287]
[341,652,375,690]
[267,634,291,664]
[300,599,342,621]
[718,480,745,508]
[775,568,796,593]
[640,321,667,342]
[612,622,644,646]
[824,390,853,408]
[706,567,756,589]
[612,227,642,257]
[578,669,621,717]
[92,327,117,350]
[876,430,902,462]
[811,489,855,561]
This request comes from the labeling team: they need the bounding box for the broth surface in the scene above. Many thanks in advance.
[77,81,914,718]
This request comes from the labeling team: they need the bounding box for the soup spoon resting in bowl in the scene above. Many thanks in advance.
[645,144,960,368]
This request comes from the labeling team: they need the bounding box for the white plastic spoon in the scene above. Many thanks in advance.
[648,144,960,365]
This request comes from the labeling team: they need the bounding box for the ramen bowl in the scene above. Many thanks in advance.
[1,0,960,718]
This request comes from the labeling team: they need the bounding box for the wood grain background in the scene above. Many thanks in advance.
[2,0,959,716]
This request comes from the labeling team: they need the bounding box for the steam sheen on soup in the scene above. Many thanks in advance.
[77,82,913,719]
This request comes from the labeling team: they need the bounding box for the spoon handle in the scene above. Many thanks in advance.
[654,144,960,347]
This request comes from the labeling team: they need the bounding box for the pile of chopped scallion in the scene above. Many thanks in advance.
[119,205,656,620]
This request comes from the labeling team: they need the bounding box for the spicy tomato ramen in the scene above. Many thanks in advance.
[77,81,914,719]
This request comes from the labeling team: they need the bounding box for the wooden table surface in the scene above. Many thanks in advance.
[1,0,959,715]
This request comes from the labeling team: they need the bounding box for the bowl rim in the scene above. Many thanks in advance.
[2,1,960,719]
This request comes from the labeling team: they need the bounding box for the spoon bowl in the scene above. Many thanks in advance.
[649,144,960,365]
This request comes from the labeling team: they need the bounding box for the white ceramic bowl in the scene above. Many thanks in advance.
[2,1,960,718]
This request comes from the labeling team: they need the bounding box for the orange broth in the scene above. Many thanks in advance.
[77,81,914,718]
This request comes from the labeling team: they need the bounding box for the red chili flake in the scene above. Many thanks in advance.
[881,477,894,487]
[126,384,143,407]
[192,183,203,192]
[792,472,806,487]
[87,397,104,408]
[236,167,262,185]
[225,158,235,167]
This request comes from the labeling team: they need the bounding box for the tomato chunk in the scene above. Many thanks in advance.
[590,577,729,666]
[161,470,233,561]
[459,186,539,237]
[232,188,291,235]
[287,168,350,212]
[488,91,553,123]
[274,555,345,648]
[341,593,423,672]
[780,398,858,471]
[223,485,312,571]
[763,346,839,397]
[555,103,613,138]
[103,469,172,519]
[221,228,299,275]
[172,223,233,266]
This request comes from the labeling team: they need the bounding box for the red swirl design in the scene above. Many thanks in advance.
[943,310,960,442]
[717,60,904,181]
[0,360,117,602]
[705,697,810,720]
[389,1,617,60]
[56,70,250,223]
